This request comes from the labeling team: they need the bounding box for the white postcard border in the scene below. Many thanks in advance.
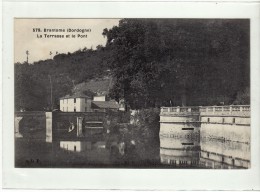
[2,1,260,190]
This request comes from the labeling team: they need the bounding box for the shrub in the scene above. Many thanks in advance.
[233,87,250,105]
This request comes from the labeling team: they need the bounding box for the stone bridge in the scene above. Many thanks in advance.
[15,111,46,139]
[15,110,127,142]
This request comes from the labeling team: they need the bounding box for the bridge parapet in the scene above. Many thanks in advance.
[161,106,200,116]
[15,111,46,118]
[199,105,250,117]
[161,105,250,117]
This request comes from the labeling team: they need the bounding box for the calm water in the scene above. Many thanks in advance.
[160,137,250,169]
[15,136,250,169]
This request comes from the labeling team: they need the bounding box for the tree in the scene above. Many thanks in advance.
[15,45,110,111]
[103,19,250,108]
[233,87,250,105]
[15,64,47,110]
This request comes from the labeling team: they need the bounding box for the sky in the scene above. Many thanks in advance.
[14,19,120,63]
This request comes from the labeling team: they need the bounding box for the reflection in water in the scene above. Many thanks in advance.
[15,135,250,168]
[200,138,250,169]
[160,136,201,167]
[160,136,250,169]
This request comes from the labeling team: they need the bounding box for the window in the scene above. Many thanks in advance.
[207,118,210,123]
[74,98,76,103]
[233,118,236,124]
[182,128,194,130]
[182,143,194,145]
[74,107,76,112]
[222,118,225,123]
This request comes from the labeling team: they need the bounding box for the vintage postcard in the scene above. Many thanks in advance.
[2,1,260,190]
[14,18,250,169]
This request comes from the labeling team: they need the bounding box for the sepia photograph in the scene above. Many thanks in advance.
[14,18,250,169]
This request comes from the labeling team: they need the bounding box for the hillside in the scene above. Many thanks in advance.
[73,76,113,96]
[15,47,110,111]
[15,19,250,111]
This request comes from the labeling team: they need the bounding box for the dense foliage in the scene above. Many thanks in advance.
[103,19,250,108]
[106,108,160,164]
[15,19,250,111]
[15,48,109,111]
[125,108,160,163]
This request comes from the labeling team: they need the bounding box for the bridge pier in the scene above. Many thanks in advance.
[46,112,53,143]
[15,117,23,138]
[77,117,84,137]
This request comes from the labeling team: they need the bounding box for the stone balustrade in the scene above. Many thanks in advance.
[161,106,200,114]
[200,105,250,117]
[161,105,250,117]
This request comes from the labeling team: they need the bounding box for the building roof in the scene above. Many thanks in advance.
[74,77,113,95]
[60,92,90,99]
[91,101,119,109]
[94,95,106,97]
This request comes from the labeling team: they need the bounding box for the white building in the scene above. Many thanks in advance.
[60,92,122,112]
[60,141,92,152]
[59,92,92,112]
[93,95,106,101]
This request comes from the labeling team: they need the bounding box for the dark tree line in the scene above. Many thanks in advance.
[15,19,250,111]
[15,48,109,111]
[103,19,250,109]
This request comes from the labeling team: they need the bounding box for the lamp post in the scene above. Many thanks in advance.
[26,50,29,64]
[48,75,53,111]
